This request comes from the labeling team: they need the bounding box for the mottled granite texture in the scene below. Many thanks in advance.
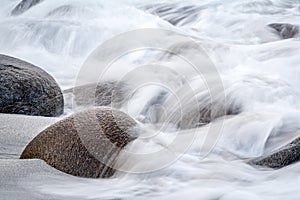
[20,107,137,178]
[0,54,64,117]
[251,136,300,168]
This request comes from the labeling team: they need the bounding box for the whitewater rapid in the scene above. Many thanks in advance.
[1,0,300,199]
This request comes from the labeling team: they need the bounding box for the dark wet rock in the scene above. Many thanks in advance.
[251,136,300,168]
[0,54,64,117]
[268,23,299,39]
[11,0,43,15]
[20,108,138,178]
[64,82,129,108]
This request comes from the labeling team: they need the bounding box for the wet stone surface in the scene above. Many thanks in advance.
[0,54,64,117]
[20,108,138,178]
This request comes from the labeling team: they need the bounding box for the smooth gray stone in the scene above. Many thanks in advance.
[268,23,299,39]
[11,0,43,16]
[251,136,300,168]
[0,54,64,117]
[0,113,57,159]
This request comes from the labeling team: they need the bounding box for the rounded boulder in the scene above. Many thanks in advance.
[20,107,138,178]
[0,54,64,117]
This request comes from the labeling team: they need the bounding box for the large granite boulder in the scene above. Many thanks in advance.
[268,23,299,39]
[20,107,138,178]
[0,54,64,117]
[11,0,43,16]
[251,136,300,168]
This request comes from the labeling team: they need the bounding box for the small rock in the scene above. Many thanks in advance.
[20,108,138,178]
[64,82,129,108]
[0,54,64,117]
[268,23,299,39]
[251,136,300,168]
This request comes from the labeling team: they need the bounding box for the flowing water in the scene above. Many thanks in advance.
[1,0,300,199]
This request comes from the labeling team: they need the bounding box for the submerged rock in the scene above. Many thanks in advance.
[0,54,64,117]
[64,82,129,108]
[20,108,137,178]
[11,0,43,16]
[268,23,299,39]
[157,81,241,130]
[251,136,300,168]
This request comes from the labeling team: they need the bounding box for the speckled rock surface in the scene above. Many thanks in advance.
[251,136,300,168]
[0,54,64,117]
[268,23,299,39]
[11,0,43,16]
[20,107,137,178]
